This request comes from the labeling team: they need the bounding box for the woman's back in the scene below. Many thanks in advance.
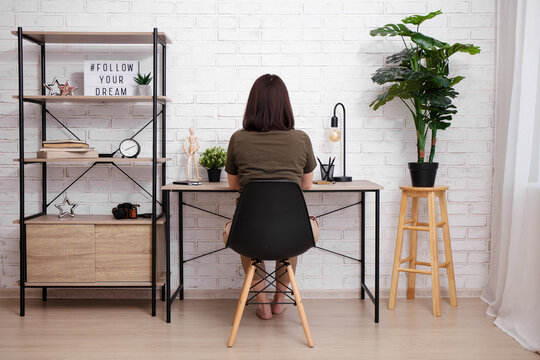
[225,129,316,191]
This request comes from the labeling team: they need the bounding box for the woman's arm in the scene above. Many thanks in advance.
[227,173,240,190]
[301,172,313,190]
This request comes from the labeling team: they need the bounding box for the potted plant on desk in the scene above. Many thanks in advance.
[369,10,480,186]
[134,72,152,96]
[199,146,227,182]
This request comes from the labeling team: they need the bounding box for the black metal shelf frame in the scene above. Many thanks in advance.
[17,27,168,317]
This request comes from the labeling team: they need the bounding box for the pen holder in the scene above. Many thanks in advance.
[320,164,334,181]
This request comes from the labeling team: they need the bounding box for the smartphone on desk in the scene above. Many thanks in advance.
[173,181,202,186]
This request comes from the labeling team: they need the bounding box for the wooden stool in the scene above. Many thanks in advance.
[388,186,457,316]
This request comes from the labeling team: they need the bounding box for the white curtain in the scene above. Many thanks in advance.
[481,0,540,353]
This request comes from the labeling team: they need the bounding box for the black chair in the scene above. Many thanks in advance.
[226,180,315,347]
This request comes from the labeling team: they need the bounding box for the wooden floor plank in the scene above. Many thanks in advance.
[0,298,536,359]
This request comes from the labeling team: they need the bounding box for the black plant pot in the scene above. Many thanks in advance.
[408,162,438,187]
[207,168,222,182]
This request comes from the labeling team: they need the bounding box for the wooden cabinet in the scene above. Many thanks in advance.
[25,216,165,286]
[95,225,152,282]
[27,225,95,283]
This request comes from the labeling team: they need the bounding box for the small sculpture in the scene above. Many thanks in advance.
[183,127,201,181]
[43,77,62,96]
[55,196,78,218]
[58,80,77,96]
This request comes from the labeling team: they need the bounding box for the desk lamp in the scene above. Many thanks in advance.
[329,102,352,182]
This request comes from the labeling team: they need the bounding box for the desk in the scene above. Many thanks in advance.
[162,180,383,323]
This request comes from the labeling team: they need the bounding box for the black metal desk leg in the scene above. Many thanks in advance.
[361,191,365,300]
[42,287,47,302]
[179,192,184,300]
[375,190,380,323]
[165,190,171,323]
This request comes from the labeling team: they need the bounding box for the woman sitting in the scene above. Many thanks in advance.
[223,74,319,320]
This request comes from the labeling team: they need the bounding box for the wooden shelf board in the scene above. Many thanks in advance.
[24,273,166,287]
[13,95,171,103]
[12,31,171,44]
[15,214,166,225]
[15,157,170,163]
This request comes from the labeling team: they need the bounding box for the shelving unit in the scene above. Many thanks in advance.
[15,28,171,317]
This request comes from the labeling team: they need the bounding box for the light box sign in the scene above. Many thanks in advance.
[84,60,139,96]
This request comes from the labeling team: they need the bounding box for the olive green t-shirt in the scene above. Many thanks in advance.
[225,129,317,191]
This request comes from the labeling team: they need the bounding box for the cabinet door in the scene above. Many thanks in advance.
[27,225,95,283]
[95,225,151,282]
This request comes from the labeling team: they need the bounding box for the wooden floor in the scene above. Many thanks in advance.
[0,298,537,359]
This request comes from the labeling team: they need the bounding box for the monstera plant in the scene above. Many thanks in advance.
[370,11,480,186]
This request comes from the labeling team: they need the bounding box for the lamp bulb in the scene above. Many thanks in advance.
[329,128,341,142]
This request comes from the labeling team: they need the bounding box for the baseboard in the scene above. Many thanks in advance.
[0,288,484,299]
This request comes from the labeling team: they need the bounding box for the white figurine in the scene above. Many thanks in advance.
[183,127,201,180]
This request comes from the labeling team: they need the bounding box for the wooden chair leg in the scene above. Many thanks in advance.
[428,192,441,317]
[407,196,419,300]
[438,191,457,307]
[227,262,256,347]
[389,191,408,310]
[287,264,314,348]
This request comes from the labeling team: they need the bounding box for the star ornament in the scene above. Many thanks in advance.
[43,77,62,96]
[58,80,77,96]
[55,196,78,218]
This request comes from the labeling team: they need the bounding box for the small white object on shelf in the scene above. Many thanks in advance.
[55,196,78,218]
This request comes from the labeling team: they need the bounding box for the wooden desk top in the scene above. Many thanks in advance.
[162,180,383,192]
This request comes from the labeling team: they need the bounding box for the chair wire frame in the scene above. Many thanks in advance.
[245,260,297,306]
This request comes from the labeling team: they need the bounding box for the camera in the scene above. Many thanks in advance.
[112,203,140,219]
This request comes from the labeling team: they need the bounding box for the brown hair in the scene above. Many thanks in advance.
[243,74,295,132]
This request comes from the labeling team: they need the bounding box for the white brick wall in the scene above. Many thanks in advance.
[0,0,496,297]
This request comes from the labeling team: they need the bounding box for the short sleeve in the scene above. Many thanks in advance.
[225,132,238,175]
[303,132,317,174]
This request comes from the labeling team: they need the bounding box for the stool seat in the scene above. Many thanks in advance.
[389,186,457,317]
[400,186,448,191]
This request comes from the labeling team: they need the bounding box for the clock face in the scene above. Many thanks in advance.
[119,139,140,158]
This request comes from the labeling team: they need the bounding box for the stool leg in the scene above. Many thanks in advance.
[287,264,314,348]
[428,192,441,317]
[389,191,408,310]
[439,191,457,307]
[227,261,256,347]
[407,197,419,300]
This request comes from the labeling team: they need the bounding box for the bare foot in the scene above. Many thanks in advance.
[271,293,287,315]
[254,290,272,320]
[256,305,272,320]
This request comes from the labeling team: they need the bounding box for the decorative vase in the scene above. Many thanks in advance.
[137,84,151,96]
[408,162,438,187]
[207,168,222,182]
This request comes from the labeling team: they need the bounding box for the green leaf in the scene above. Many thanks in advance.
[429,121,451,130]
[371,67,413,84]
[386,48,413,64]
[370,82,415,110]
[402,10,442,26]
[449,76,465,86]
[370,23,413,37]
[444,43,481,57]
[411,33,448,50]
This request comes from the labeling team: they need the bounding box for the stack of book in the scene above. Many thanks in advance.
[37,140,98,159]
